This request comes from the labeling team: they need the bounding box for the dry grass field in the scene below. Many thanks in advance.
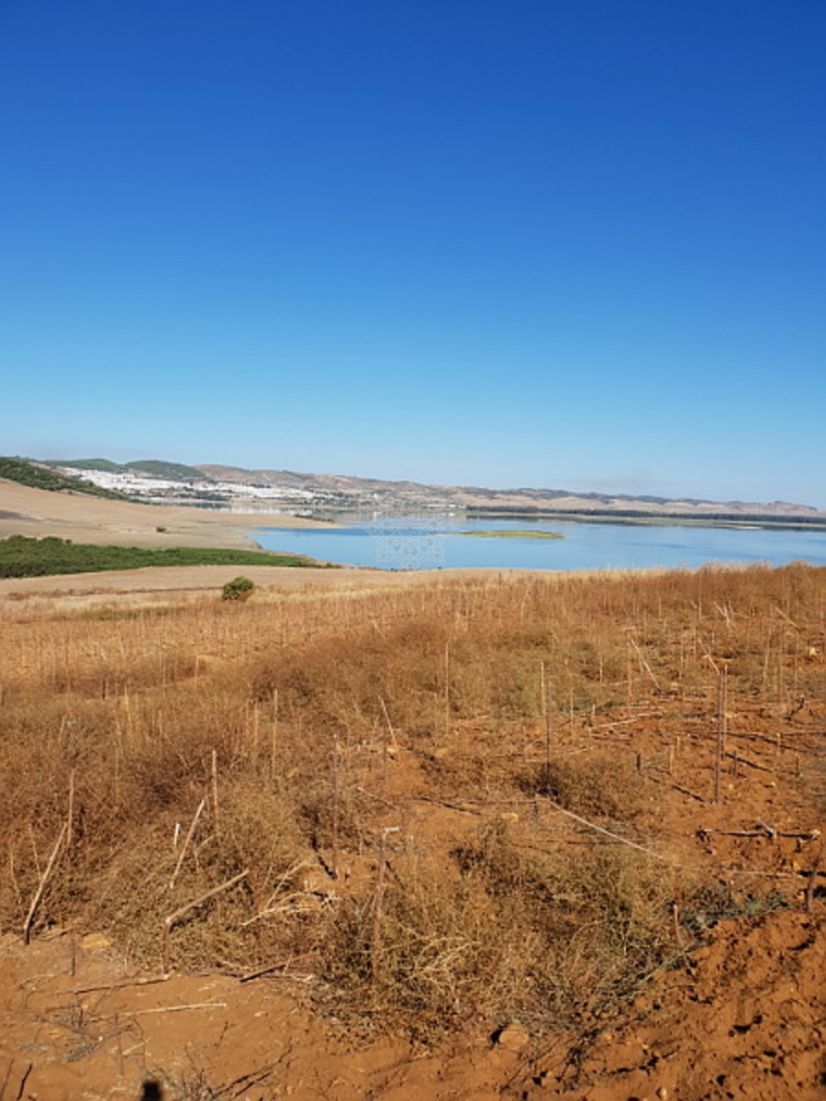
[0,564,824,1100]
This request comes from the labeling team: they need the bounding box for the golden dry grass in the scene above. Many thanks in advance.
[0,563,824,1038]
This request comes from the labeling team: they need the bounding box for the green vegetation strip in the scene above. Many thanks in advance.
[0,457,130,501]
[458,529,564,539]
[0,536,321,578]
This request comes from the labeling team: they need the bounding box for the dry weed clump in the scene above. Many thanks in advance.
[323,820,696,1038]
[527,754,644,822]
[0,563,823,1037]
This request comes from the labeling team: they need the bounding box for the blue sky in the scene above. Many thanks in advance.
[1,1,824,505]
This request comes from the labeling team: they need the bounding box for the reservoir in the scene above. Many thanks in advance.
[256,516,826,571]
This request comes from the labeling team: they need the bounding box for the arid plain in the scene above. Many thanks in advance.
[0,480,824,1100]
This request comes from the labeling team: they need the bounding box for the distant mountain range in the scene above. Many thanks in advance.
[10,456,820,527]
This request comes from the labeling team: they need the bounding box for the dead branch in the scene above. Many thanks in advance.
[239,954,312,983]
[725,751,775,774]
[162,868,249,974]
[23,822,67,944]
[122,1002,228,1016]
[697,824,820,842]
[65,974,171,995]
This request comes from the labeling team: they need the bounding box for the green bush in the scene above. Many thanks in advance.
[221,576,256,601]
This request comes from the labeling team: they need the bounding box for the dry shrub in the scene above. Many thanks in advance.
[529,754,644,821]
[321,820,694,1038]
[77,779,310,970]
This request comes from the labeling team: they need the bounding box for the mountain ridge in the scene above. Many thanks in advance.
[22,455,825,522]
[195,462,824,518]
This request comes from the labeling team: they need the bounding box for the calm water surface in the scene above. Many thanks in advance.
[256,516,826,572]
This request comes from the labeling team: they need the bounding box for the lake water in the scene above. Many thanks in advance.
[256,516,826,572]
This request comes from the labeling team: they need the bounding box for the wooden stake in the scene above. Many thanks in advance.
[444,641,450,738]
[541,663,552,784]
[331,741,340,880]
[714,667,727,803]
[251,704,260,763]
[67,769,75,850]
[270,689,279,782]
[211,750,220,832]
[169,797,205,890]
[378,696,398,749]
[371,827,400,983]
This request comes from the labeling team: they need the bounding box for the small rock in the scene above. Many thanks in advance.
[656,1088,669,1100]
[494,1023,529,1053]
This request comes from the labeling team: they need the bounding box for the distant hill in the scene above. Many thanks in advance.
[0,457,131,501]
[197,462,826,524]
[34,455,826,526]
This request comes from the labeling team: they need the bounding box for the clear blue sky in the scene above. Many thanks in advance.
[2,1,824,505]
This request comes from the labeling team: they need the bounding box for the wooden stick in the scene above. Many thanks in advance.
[444,641,450,738]
[541,662,552,783]
[378,696,398,748]
[629,637,661,692]
[270,689,279,782]
[725,750,775,775]
[65,974,171,995]
[240,953,312,984]
[169,797,205,890]
[331,741,340,880]
[162,869,248,973]
[714,667,727,803]
[66,770,75,850]
[371,827,400,983]
[23,822,67,944]
[697,825,819,842]
[125,1001,228,1017]
[211,749,220,832]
